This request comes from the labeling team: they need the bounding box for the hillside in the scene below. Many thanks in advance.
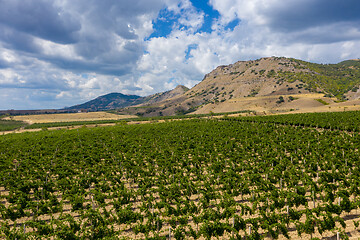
[66,93,141,111]
[116,57,360,117]
[140,85,189,105]
[66,85,189,112]
[283,58,360,99]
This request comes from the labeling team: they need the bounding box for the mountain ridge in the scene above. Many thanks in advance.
[66,85,189,111]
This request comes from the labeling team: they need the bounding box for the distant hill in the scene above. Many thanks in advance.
[66,85,189,112]
[66,93,141,111]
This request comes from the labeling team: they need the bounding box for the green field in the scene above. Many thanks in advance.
[229,110,360,131]
[0,119,28,131]
[22,110,251,130]
[1,112,360,239]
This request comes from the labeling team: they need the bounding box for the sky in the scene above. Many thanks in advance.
[1,0,360,110]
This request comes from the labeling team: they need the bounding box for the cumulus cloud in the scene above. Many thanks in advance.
[0,0,170,109]
[209,0,360,44]
[0,0,81,44]
[0,0,167,75]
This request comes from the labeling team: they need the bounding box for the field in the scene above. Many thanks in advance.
[194,93,360,115]
[0,119,28,131]
[7,112,137,124]
[0,111,251,134]
[1,112,360,239]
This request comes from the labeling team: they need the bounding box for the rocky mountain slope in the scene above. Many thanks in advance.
[117,57,360,116]
[139,85,189,105]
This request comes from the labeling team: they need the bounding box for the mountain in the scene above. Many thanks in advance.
[66,92,141,111]
[140,85,189,105]
[116,57,360,116]
[66,85,189,112]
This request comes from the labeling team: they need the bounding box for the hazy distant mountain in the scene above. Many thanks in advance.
[66,93,141,111]
[66,85,190,112]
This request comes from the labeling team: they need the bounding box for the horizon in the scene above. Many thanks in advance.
[1,0,360,110]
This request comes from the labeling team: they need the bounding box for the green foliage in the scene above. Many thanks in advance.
[247,89,260,97]
[267,69,276,78]
[351,86,359,92]
[315,99,329,105]
[354,220,360,229]
[230,110,360,131]
[277,59,360,99]
[0,119,28,131]
[276,96,285,104]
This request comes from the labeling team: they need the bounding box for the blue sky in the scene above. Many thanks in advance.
[0,0,360,110]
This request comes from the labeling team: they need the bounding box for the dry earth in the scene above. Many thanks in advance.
[2,174,360,240]
[6,112,137,124]
[192,93,360,115]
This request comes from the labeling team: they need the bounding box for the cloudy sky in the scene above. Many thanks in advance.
[1,0,360,110]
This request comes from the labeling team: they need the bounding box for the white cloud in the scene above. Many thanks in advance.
[35,38,81,61]
[209,0,269,25]
[1,49,17,63]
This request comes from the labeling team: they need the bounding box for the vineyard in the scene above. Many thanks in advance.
[0,119,27,132]
[232,111,360,131]
[1,112,360,239]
